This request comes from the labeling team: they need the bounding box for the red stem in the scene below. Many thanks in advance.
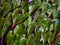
[50,32,58,45]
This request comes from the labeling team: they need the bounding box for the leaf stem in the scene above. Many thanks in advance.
[50,32,58,45]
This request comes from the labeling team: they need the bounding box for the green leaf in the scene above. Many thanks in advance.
[6,31,14,45]
[0,19,4,28]
[26,34,34,45]
[19,36,26,45]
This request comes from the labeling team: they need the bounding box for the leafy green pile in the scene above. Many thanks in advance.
[0,0,60,45]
